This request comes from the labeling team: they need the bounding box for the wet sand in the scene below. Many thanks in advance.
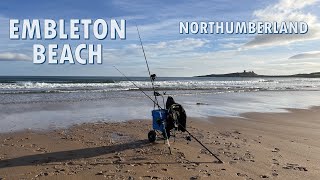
[0,107,319,179]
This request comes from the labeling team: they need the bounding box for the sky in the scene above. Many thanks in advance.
[0,0,320,77]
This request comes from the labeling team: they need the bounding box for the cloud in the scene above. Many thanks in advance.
[112,0,239,19]
[0,52,31,61]
[102,38,214,76]
[144,38,209,53]
[289,51,320,59]
[244,0,320,49]
[155,66,192,70]
[221,42,243,49]
[104,38,210,61]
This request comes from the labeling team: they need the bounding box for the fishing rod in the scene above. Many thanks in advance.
[135,25,171,153]
[113,66,223,163]
[136,25,159,108]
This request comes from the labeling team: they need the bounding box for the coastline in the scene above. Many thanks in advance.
[0,107,319,179]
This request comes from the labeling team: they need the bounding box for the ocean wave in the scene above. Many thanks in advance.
[0,78,319,94]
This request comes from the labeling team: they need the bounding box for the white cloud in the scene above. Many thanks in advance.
[102,38,219,76]
[244,0,320,48]
[289,51,320,59]
[221,42,243,49]
[0,52,31,61]
[144,38,209,53]
[272,0,317,11]
[156,66,192,70]
[104,38,210,61]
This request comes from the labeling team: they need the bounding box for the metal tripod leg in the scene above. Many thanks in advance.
[162,121,172,154]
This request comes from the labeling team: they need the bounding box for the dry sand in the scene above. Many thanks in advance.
[0,107,319,179]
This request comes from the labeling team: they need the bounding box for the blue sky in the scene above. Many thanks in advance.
[0,0,320,76]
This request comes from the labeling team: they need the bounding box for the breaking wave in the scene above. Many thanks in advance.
[0,77,319,94]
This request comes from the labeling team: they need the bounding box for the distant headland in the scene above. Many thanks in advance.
[196,70,320,78]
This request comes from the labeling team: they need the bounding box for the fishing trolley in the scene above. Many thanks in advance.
[148,109,174,143]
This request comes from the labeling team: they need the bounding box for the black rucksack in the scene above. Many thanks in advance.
[168,103,187,132]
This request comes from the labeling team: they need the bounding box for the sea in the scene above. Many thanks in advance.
[0,76,320,132]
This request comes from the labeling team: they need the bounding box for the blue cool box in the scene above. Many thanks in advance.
[152,109,168,131]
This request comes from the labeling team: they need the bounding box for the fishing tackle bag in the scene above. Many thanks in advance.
[167,103,187,132]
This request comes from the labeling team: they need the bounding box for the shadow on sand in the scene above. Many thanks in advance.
[0,139,220,169]
[0,139,151,168]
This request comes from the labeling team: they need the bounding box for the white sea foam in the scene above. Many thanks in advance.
[0,78,320,95]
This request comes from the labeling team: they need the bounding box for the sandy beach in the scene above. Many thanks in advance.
[0,106,319,179]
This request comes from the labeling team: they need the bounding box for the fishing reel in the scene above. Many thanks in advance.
[150,73,166,108]
[150,73,166,97]
[154,91,166,109]
[150,74,156,81]
[154,91,161,96]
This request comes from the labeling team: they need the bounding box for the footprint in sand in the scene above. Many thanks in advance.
[272,158,279,165]
[163,177,174,180]
[236,172,248,177]
[222,151,232,157]
[260,175,269,178]
[161,168,168,172]
[190,176,201,180]
[141,175,161,179]
[271,147,280,152]
[229,161,237,164]
[186,167,196,171]
[282,163,308,171]
[272,172,278,177]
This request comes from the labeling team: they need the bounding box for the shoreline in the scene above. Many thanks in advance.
[1,105,318,135]
[0,106,320,179]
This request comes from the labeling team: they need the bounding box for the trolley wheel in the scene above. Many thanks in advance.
[148,130,157,142]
